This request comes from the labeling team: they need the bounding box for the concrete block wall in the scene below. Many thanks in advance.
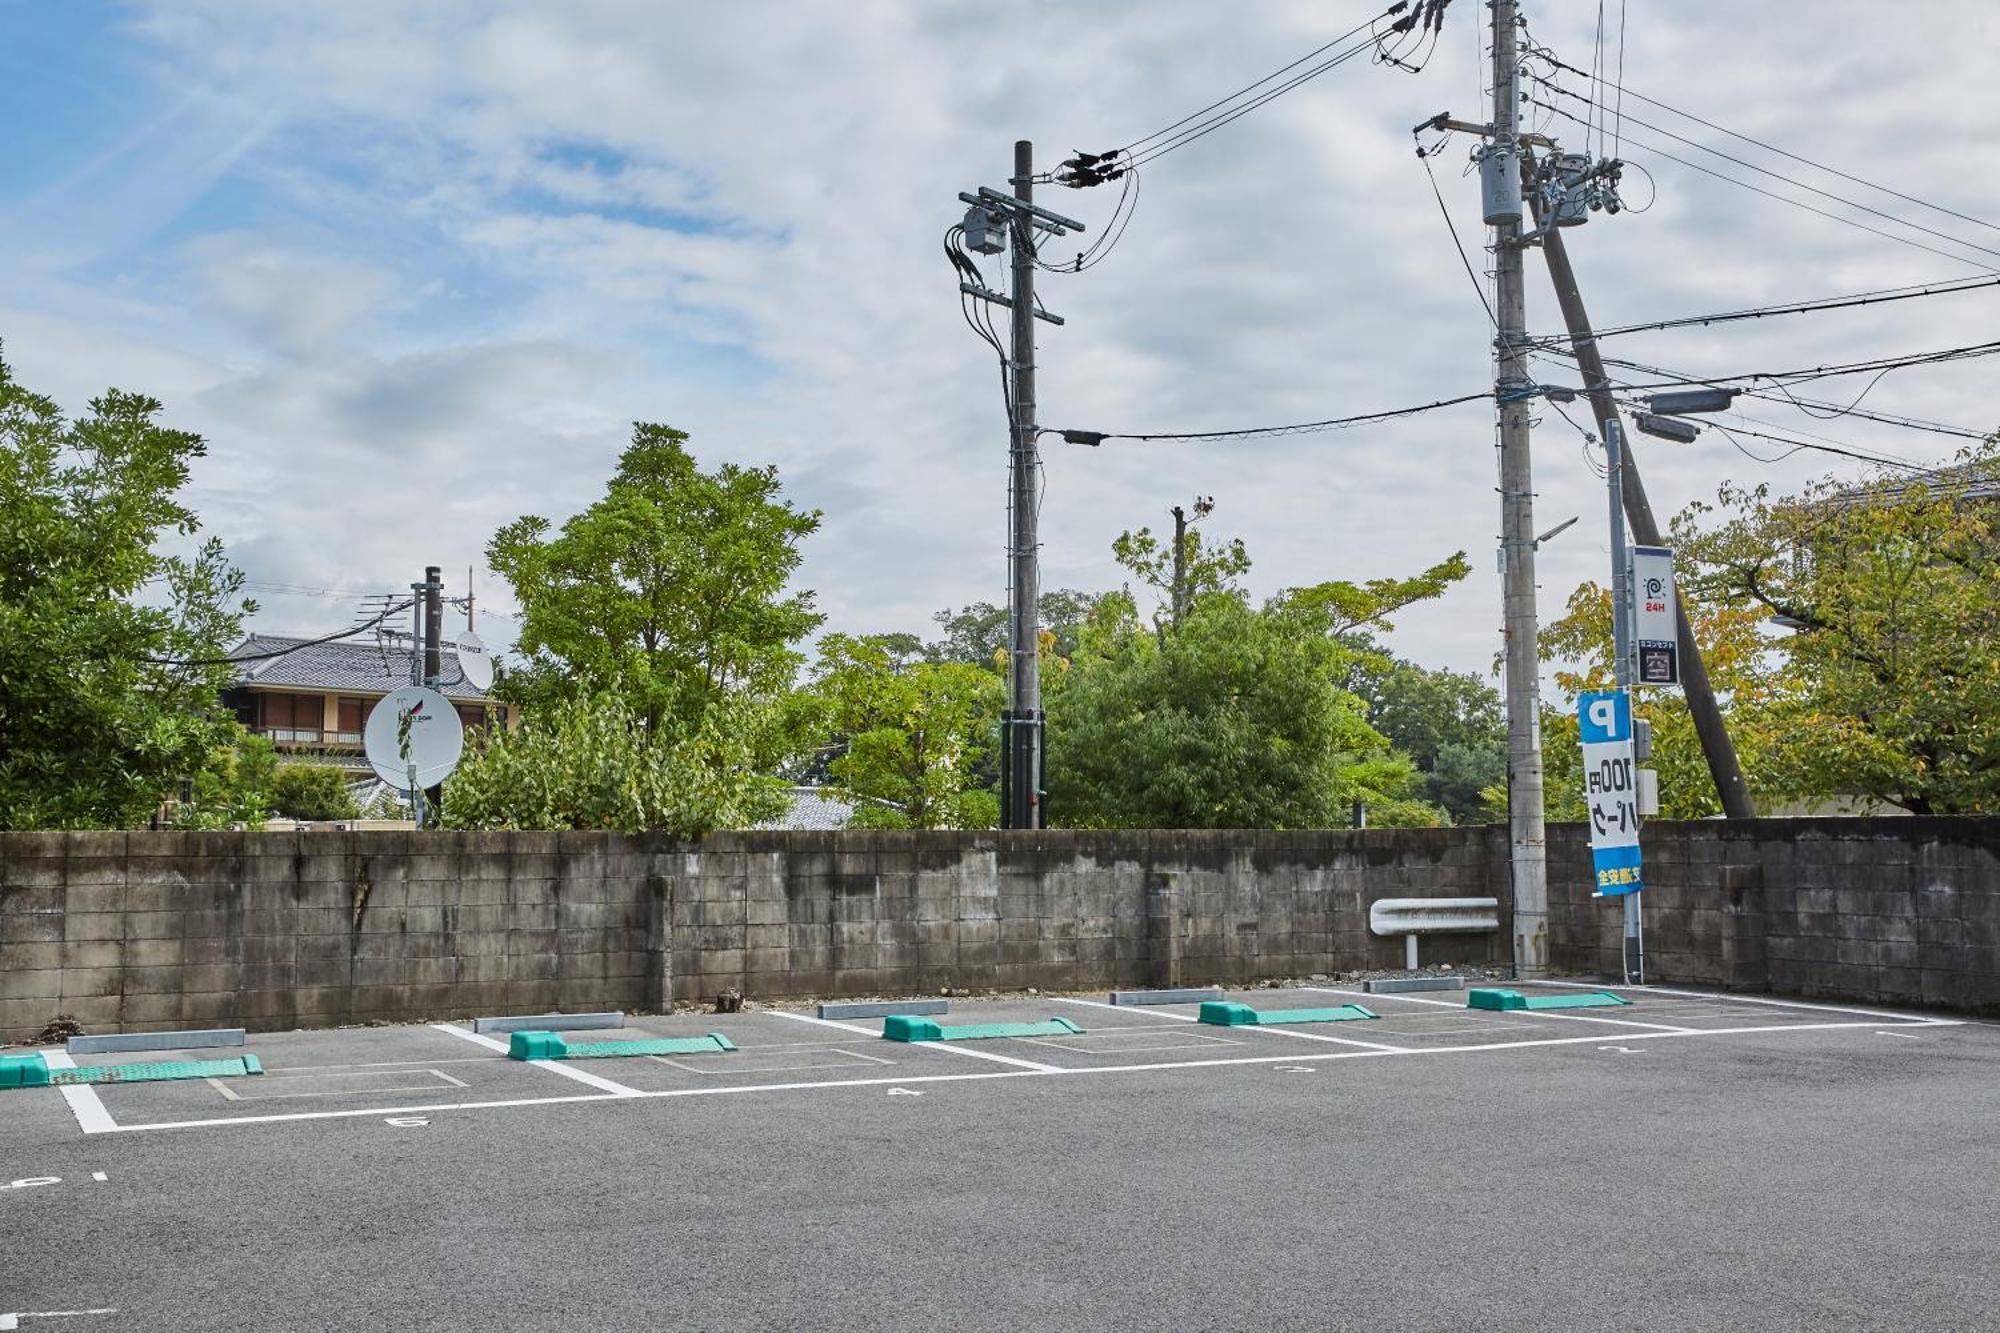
[0,830,665,1040]
[1546,817,2000,1013]
[663,829,1512,1005]
[6,818,1996,1039]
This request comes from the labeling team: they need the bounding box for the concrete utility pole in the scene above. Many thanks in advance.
[422,565,443,688]
[1488,0,1549,978]
[1004,139,1044,830]
[1537,226,1757,821]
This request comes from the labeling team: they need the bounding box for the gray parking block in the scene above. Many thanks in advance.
[1108,987,1225,1006]
[1363,976,1466,994]
[67,1027,247,1055]
[815,999,949,1020]
[472,1012,626,1034]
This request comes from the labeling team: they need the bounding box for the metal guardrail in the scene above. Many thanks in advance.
[1368,896,1502,970]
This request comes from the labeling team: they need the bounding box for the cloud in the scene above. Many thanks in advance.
[0,0,1994,691]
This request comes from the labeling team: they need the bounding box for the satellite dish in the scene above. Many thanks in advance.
[455,629,494,692]
[363,686,465,791]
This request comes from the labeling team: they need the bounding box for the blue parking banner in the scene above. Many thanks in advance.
[1577,690,1643,897]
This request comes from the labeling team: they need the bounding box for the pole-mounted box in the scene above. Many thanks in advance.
[1480,145,1521,225]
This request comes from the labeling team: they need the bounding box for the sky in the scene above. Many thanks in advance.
[2,0,1995,689]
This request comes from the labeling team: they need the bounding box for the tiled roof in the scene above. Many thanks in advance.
[229,634,494,703]
[754,787,855,832]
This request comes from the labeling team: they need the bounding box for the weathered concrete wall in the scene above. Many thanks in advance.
[0,831,665,1040]
[0,828,1506,1039]
[4,819,1996,1040]
[1545,817,2000,1014]
[662,829,1510,1005]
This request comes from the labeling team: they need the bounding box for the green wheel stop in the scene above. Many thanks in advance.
[507,1030,736,1061]
[2,1052,264,1088]
[881,1015,1083,1043]
[1467,988,1632,1011]
[1197,1001,1378,1027]
[1,1053,48,1088]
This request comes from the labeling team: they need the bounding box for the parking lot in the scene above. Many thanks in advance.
[3,980,1993,1331]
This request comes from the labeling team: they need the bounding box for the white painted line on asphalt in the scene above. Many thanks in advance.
[763,1009,1061,1072]
[650,1047,895,1075]
[1531,979,1965,1025]
[1497,1011,1698,1034]
[1876,1030,1923,1040]
[0,1310,119,1329]
[1052,995,1413,1051]
[36,1050,115,1136]
[87,1016,1908,1135]
[1298,985,1695,1033]
[431,1023,642,1096]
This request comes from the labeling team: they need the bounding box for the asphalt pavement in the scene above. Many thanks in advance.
[2,983,1993,1332]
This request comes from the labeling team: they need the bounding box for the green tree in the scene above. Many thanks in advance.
[441,691,786,835]
[1349,653,1506,824]
[270,764,362,821]
[488,424,823,753]
[1111,517,1249,638]
[1046,591,1426,828]
[0,350,252,829]
[1680,448,2000,813]
[807,634,1003,829]
[928,589,1102,667]
[1536,578,1789,821]
[175,734,278,830]
[1042,527,1470,829]
[1538,447,2000,818]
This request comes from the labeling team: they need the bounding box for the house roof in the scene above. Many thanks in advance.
[754,787,855,832]
[228,634,494,703]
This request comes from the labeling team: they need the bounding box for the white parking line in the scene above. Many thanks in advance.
[1532,979,1963,1026]
[763,1009,1061,1072]
[431,1023,642,1096]
[37,1050,116,1136]
[84,1017,1900,1135]
[1052,995,1411,1051]
[1298,986,1695,1033]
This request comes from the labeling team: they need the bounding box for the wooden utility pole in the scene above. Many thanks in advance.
[1537,227,1757,820]
[1489,0,1549,977]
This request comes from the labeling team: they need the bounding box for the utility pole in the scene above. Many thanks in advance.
[1170,504,1187,632]
[1004,139,1044,831]
[1603,416,1644,982]
[1487,0,1549,978]
[953,147,1083,830]
[422,565,443,688]
[1537,226,1757,821]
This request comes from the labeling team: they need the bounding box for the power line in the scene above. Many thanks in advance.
[1115,6,1401,167]
[1529,75,2000,267]
[1530,273,2000,344]
[1124,31,1387,171]
[1418,146,1496,327]
[150,599,415,668]
[1533,352,1958,475]
[1068,389,1493,444]
[1533,338,1994,443]
[1614,339,2000,393]
[1526,96,2000,275]
[1534,49,2000,239]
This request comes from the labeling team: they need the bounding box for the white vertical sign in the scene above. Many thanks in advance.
[1631,544,1677,686]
